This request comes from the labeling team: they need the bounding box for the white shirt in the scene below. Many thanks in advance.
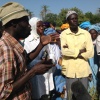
[96,35,100,55]
[24,32,40,53]
[23,34,55,99]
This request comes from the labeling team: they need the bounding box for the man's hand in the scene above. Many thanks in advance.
[32,60,54,75]
[78,55,85,59]
[11,60,54,95]
[40,33,59,46]
[63,44,68,48]
[78,48,86,60]
[79,48,86,54]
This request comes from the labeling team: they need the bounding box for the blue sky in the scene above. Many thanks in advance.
[0,0,100,18]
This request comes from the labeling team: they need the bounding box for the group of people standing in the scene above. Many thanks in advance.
[0,1,100,100]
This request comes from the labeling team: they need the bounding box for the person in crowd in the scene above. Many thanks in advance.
[95,24,100,68]
[79,21,91,31]
[43,22,56,35]
[60,23,69,32]
[60,10,94,100]
[50,22,61,34]
[50,22,56,30]
[88,25,100,97]
[94,24,100,99]
[23,17,59,100]
[43,21,61,48]
[96,33,100,55]
[0,2,59,100]
[43,23,67,100]
[80,22,100,98]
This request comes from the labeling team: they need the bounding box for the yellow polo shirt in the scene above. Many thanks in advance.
[60,27,94,78]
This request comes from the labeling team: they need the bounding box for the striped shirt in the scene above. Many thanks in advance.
[0,31,32,100]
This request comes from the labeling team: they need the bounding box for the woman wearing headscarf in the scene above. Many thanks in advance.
[88,25,100,97]
[43,23,67,100]
[79,21,91,31]
[23,17,55,100]
[95,25,100,56]
[60,23,69,32]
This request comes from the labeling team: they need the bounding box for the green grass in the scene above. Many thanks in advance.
[89,87,99,100]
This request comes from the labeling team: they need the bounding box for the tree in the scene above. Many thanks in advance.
[40,5,50,20]
[85,12,93,19]
[91,15,100,24]
[40,11,44,20]
[26,9,33,18]
[70,7,83,15]
[58,7,84,26]
[44,13,57,22]
[96,8,100,15]
[58,8,68,25]
[69,7,86,24]
[39,6,100,27]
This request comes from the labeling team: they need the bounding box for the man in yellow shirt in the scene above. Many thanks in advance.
[60,10,94,100]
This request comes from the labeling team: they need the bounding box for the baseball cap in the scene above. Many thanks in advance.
[0,2,29,25]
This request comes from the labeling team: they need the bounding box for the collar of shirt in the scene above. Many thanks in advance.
[66,27,84,35]
[2,31,24,53]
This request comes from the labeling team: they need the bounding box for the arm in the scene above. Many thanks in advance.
[29,34,60,60]
[77,48,86,59]
[60,32,79,58]
[0,46,54,99]
[56,38,61,48]
[60,31,93,60]
[80,32,94,60]
[12,60,53,93]
[28,42,43,60]
[63,44,86,59]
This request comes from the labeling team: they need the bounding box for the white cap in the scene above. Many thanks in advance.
[66,10,77,20]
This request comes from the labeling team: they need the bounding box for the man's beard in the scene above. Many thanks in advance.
[14,24,31,40]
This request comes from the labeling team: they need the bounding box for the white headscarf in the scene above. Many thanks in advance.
[29,17,42,39]
[24,17,42,53]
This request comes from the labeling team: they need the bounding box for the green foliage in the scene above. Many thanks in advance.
[26,9,33,18]
[58,8,68,24]
[91,14,100,24]
[44,13,57,23]
[85,12,93,19]
[40,5,100,27]
[40,5,50,21]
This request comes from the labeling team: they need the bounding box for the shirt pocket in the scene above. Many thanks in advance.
[77,35,86,49]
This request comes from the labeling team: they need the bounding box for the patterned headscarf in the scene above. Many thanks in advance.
[79,21,91,29]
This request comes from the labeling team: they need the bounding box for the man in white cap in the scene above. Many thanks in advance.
[0,2,59,100]
[60,10,94,100]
